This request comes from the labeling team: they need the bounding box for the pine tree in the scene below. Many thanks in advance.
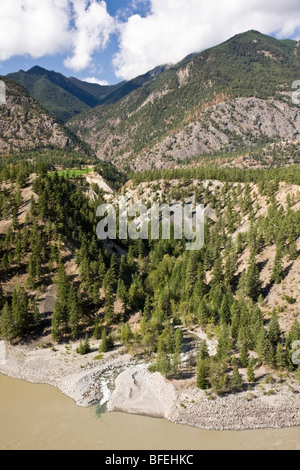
[128,275,145,311]
[212,257,223,285]
[197,358,210,389]
[268,310,281,347]
[199,340,209,361]
[104,286,114,325]
[172,352,181,378]
[174,328,184,355]
[158,322,174,354]
[209,361,228,395]
[275,343,286,370]
[219,291,233,324]
[271,244,284,284]
[12,285,30,337]
[117,278,127,314]
[156,351,171,377]
[26,255,36,289]
[217,325,232,362]
[230,367,243,392]
[239,342,249,368]
[100,328,109,353]
[286,321,300,354]
[0,302,14,341]
[76,335,90,355]
[143,295,152,321]
[68,285,81,339]
[120,323,133,346]
[196,300,210,327]
[247,359,256,382]
[246,261,261,301]
[93,320,102,340]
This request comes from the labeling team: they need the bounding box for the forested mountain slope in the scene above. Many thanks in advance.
[0,79,91,156]
[68,31,300,170]
[7,65,169,123]
[0,159,300,396]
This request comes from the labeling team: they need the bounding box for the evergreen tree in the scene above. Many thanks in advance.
[128,275,145,311]
[247,359,256,382]
[219,291,233,324]
[76,335,90,355]
[93,320,102,340]
[230,367,243,391]
[104,286,114,325]
[196,300,210,327]
[158,322,174,354]
[199,340,209,361]
[271,244,285,284]
[245,261,261,301]
[239,342,250,368]
[68,285,81,339]
[217,325,232,362]
[12,285,30,337]
[117,278,127,314]
[0,302,14,341]
[212,257,223,285]
[174,328,184,355]
[286,320,300,349]
[275,343,286,370]
[197,358,210,389]
[120,323,133,346]
[209,361,228,395]
[156,351,171,377]
[171,352,181,378]
[99,328,111,353]
[268,310,281,347]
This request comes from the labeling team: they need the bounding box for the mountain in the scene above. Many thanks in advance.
[0,78,90,155]
[67,30,300,171]
[6,65,169,123]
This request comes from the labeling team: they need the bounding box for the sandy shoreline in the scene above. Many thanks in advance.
[0,340,300,431]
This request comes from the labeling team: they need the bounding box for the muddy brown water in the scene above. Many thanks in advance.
[0,374,299,450]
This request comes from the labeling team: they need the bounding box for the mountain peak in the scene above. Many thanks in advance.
[27,65,48,75]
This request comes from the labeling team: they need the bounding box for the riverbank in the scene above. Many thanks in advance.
[0,340,300,431]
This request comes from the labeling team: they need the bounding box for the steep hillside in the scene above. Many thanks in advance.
[0,78,89,155]
[67,31,300,170]
[1,156,300,428]
[7,65,169,123]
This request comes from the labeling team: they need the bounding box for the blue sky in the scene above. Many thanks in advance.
[1,1,300,85]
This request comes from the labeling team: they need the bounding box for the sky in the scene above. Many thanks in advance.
[1,0,300,85]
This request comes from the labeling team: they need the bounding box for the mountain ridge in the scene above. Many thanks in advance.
[67,30,300,170]
[6,64,170,123]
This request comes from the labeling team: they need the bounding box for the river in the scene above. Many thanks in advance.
[0,374,299,450]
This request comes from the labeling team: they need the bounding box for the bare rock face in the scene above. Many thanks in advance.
[0,79,75,154]
[130,97,300,171]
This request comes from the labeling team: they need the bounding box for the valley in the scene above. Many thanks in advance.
[0,30,300,436]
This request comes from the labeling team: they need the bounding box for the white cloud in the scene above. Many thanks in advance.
[0,0,71,61]
[0,0,115,72]
[64,0,115,71]
[83,76,109,86]
[113,0,300,79]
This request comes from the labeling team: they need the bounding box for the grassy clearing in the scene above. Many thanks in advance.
[51,168,94,177]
